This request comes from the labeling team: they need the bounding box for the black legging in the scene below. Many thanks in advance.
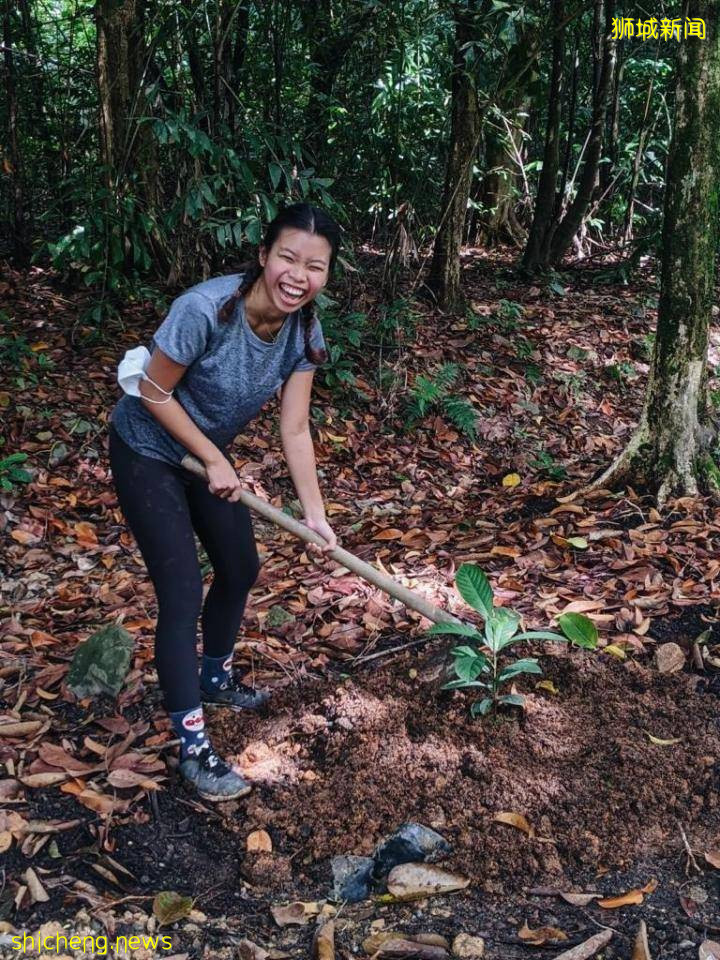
[108,425,260,712]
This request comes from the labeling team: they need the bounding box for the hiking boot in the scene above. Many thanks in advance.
[178,743,252,802]
[200,671,270,713]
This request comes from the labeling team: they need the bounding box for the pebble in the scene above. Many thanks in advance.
[330,855,374,902]
[655,641,685,674]
[373,823,452,879]
[452,933,485,957]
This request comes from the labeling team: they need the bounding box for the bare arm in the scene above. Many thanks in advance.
[280,370,337,552]
[140,347,242,500]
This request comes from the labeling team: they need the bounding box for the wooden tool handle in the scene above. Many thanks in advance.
[181,453,461,627]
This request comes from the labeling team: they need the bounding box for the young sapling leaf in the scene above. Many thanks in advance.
[456,564,494,619]
[557,612,598,649]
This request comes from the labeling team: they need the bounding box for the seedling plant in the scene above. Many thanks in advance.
[427,564,598,717]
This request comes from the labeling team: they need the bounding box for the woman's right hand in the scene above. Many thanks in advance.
[205,456,244,502]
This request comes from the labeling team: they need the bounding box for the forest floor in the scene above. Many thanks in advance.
[1,250,720,959]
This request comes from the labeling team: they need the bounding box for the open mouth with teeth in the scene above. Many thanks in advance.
[277,281,308,306]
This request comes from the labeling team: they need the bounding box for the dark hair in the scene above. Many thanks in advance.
[218,203,341,366]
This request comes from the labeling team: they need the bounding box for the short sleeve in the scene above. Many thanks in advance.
[293,317,327,373]
[152,291,216,366]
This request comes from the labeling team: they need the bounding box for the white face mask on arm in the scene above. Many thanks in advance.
[117,346,174,404]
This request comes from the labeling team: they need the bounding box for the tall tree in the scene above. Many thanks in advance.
[96,0,142,175]
[522,0,615,270]
[426,0,482,311]
[3,0,30,265]
[582,0,720,505]
[521,0,565,271]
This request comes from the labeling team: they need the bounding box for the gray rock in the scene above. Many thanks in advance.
[373,823,452,879]
[330,855,374,903]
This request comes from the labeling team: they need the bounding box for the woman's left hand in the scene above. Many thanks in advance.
[303,515,338,555]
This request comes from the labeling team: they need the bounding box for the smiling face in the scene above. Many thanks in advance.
[258,227,332,317]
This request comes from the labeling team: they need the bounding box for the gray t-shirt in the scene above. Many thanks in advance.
[110,273,325,466]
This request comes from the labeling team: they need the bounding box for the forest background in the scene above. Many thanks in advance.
[2,1,720,959]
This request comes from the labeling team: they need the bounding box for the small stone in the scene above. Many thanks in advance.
[330,855,374,903]
[373,823,452,879]
[655,641,685,675]
[452,933,485,958]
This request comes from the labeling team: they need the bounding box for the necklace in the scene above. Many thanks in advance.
[245,287,287,343]
[255,316,286,343]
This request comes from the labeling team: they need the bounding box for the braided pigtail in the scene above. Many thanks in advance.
[300,301,328,366]
[218,260,263,324]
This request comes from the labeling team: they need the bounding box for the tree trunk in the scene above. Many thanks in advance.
[582,0,720,506]
[474,28,535,248]
[3,0,31,266]
[96,0,139,175]
[521,0,565,271]
[426,0,482,311]
[548,0,615,263]
[622,76,654,243]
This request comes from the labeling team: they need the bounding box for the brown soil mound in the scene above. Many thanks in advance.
[211,648,720,895]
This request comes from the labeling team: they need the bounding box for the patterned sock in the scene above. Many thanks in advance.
[200,652,233,692]
[169,705,209,760]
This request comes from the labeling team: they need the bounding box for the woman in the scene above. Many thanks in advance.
[108,203,340,802]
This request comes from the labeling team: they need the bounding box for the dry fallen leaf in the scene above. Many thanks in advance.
[632,920,651,960]
[560,892,600,906]
[236,940,269,960]
[386,863,470,899]
[362,934,449,959]
[0,720,44,738]
[271,901,321,927]
[518,921,568,946]
[552,929,613,959]
[153,890,193,926]
[502,473,522,488]
[24,867,49,904]
[247,829,273,853]
[493,812,534,837]
[705,849,720,869]
[19,771,68,789]
[312,920,335,960]
[602,644,627,659]
[645,732,682,746]
[699,944,720,960]
[362,932,449,954]
[598,878,656,909]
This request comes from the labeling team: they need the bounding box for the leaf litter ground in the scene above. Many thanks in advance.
[1,252,720,958]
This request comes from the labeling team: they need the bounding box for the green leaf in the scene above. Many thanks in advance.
[487,608,520,651]
[153,890,194,927]
[0,452,28,466]
[557,613,598,649]
[497,658,542,684]
[426,622,480,638]
[513,630,567,643]
[453,651,491,682]
[442,679,490,690]
[470,697,494,718]
[451,645,485,659]
[245,217,262,245]
[497,693,526,708]
[567,537,588,549]
[269,162,283,190]
[456,564,493,618]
